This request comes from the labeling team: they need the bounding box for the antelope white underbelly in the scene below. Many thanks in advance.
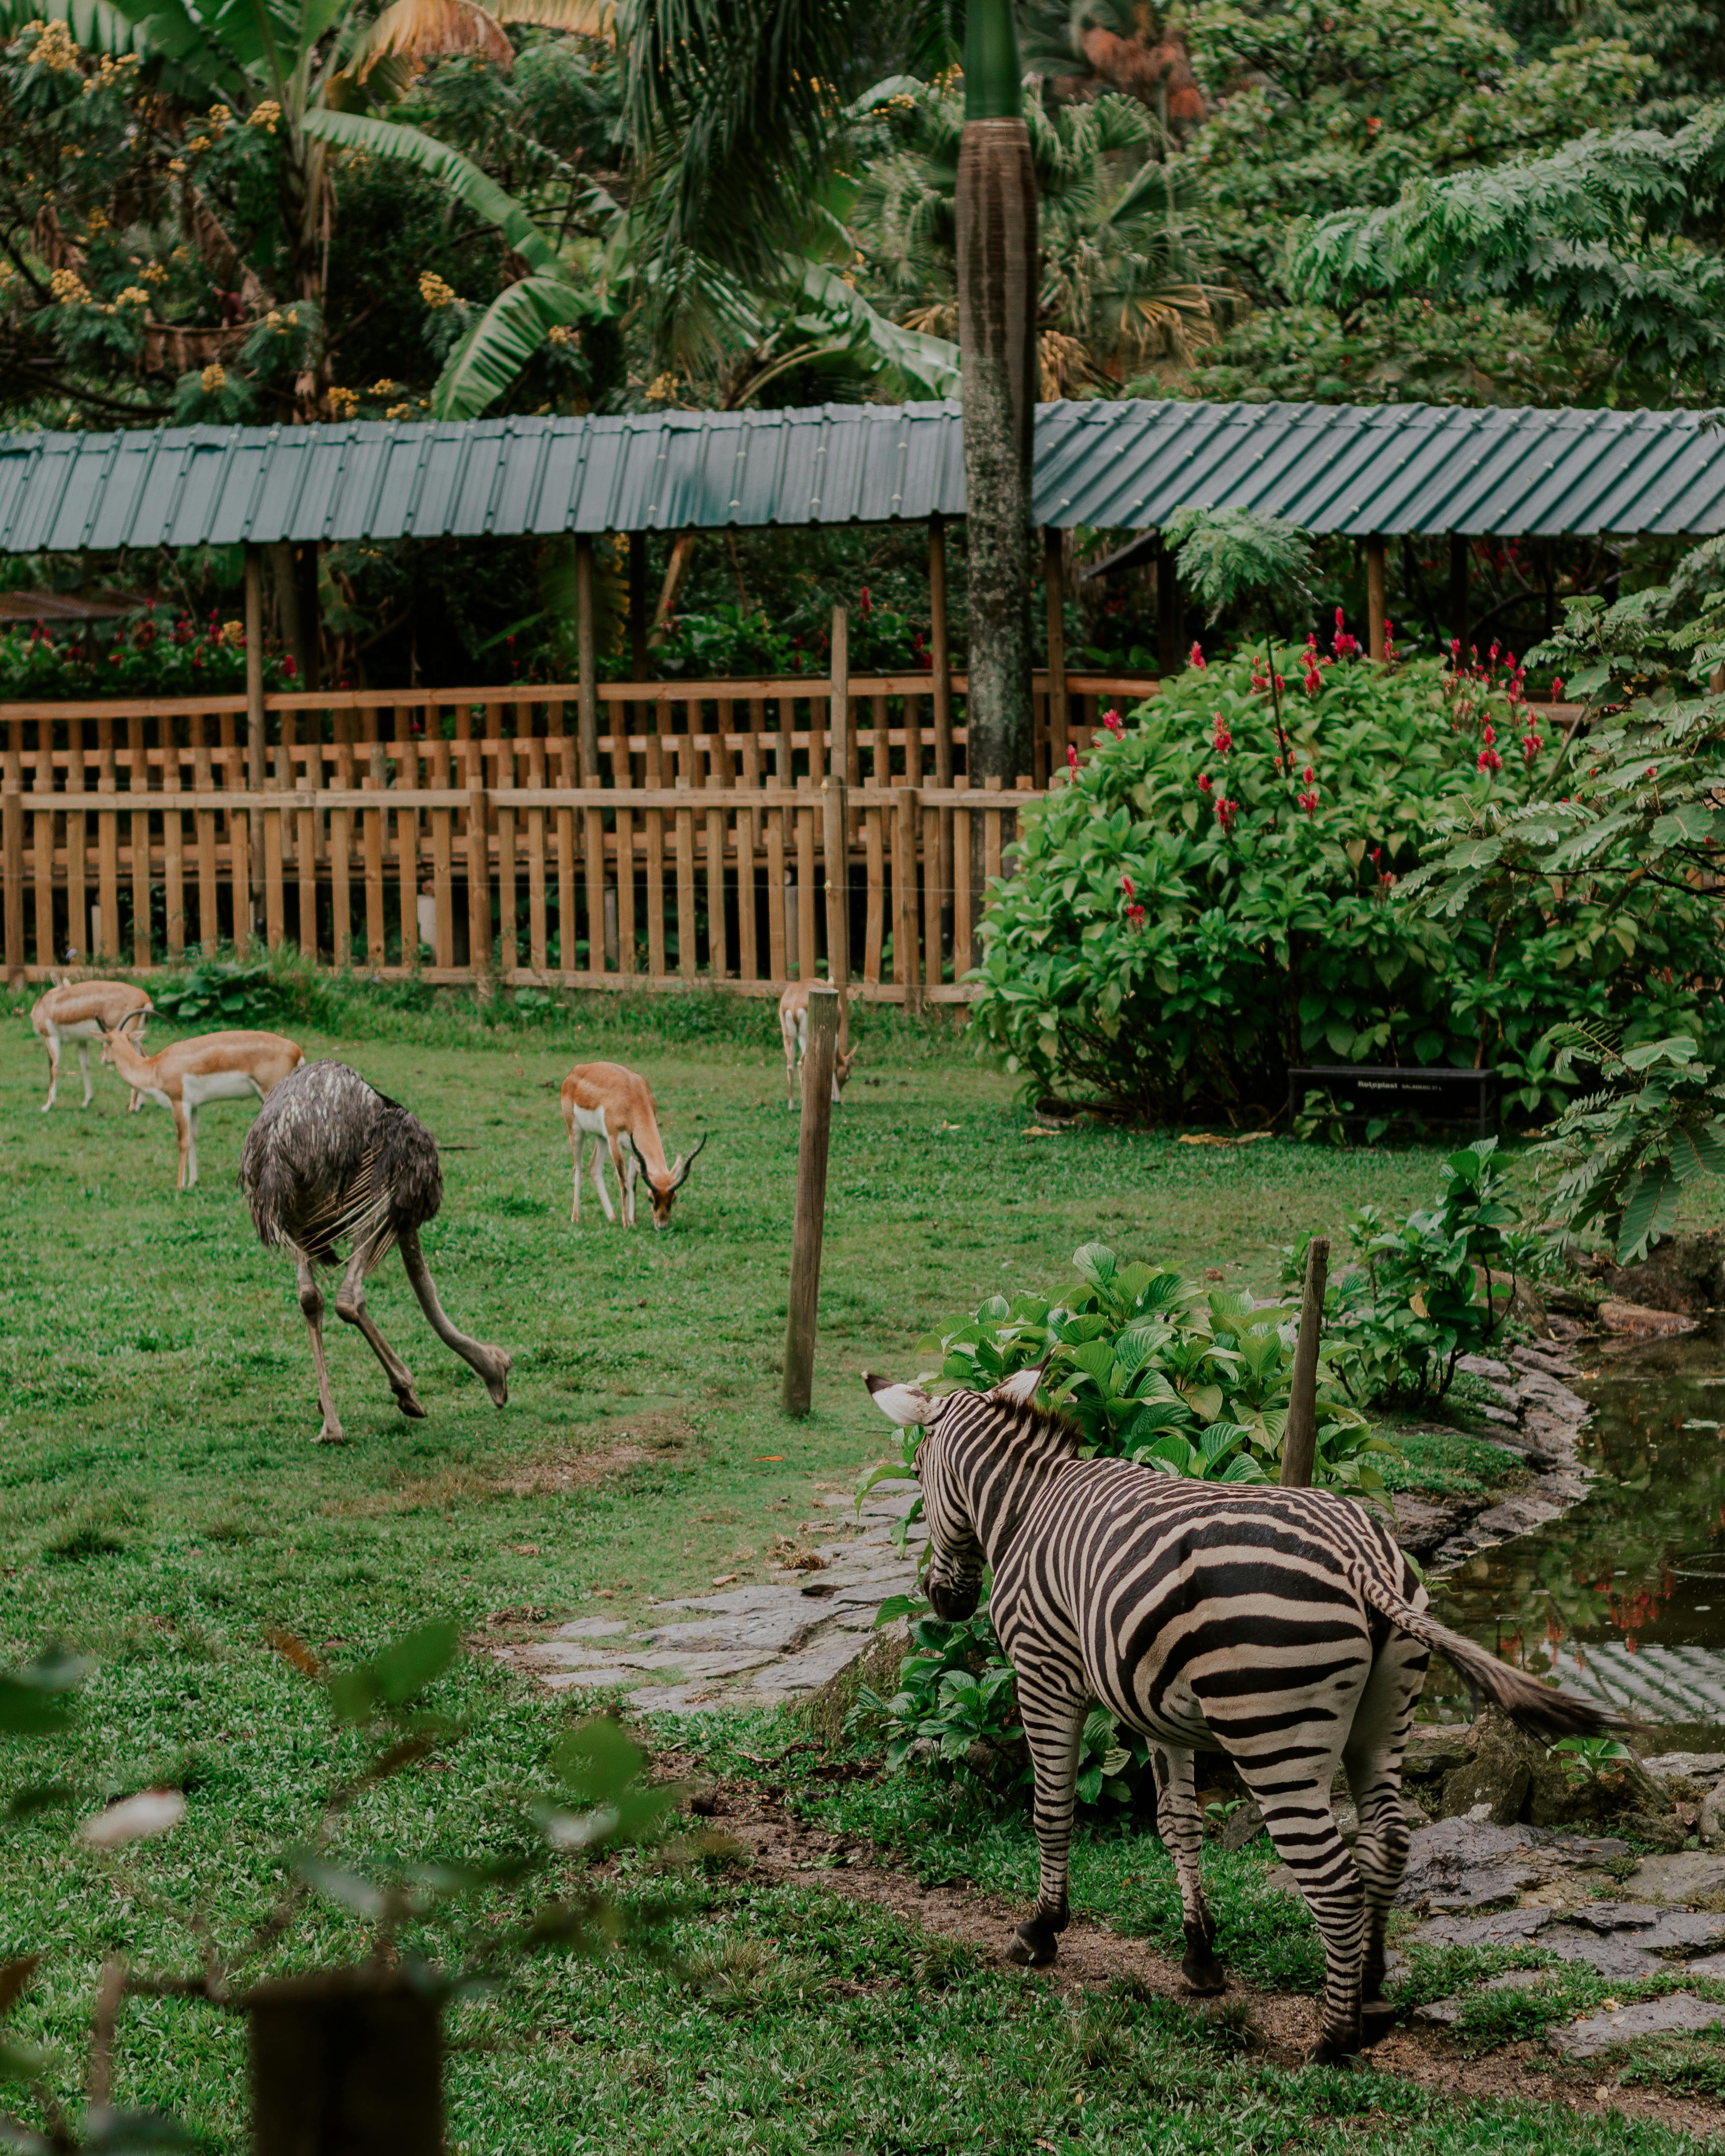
[572,1104,610,1138]
[182,1071,264,1109]
[47,1017,105,1042]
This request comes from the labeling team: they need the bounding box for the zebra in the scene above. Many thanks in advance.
[863,1366,1617,2062]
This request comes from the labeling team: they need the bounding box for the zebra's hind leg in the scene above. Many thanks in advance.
[1153,1744,1225,1994]
[1005,1669,1088,1968]
[1343,1629,1428,2047]
[1229,1744,1365,2063]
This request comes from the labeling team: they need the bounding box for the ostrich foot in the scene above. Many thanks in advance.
[393,1385,427,1419]
[315,1418,348,1445]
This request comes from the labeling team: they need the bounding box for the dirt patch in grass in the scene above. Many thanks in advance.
[324,1430,666,1519]
[687,1772,1725,2141]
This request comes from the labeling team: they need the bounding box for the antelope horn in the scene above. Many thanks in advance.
[625,1130,652,1179]
[669,1130,708,1189]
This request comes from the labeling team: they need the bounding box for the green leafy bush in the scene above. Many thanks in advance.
[921,1239,1398,1497]
[970,643,1717,1122]
[1296,1139,1542,1404]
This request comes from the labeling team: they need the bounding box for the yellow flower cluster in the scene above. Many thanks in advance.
[385,402,412,421]
[28,20,79,71]
[201,363,226,395]
[187,134,212,154]
[248,99,281,131]
[142,261,168,284]
[86,208,109,231]
[546,323,575,348]
[50,268,91,307]
[115,286,150,308]
[644,370,679,402]
[206,103,231,133]
[418,271,457,310]
[262,307,294,335]
[168,158,186,173]
[220,620,244,646]
[327,385,360,419]
[83,51,139,93]
[369,377,397,395]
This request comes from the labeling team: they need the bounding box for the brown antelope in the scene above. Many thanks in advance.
[100,1026,304,1191]
[560,1061,707,1230]
[32,978,153,1112]
[778,982,859,1109]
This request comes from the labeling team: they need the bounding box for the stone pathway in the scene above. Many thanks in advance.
[492,1480,927,1714]
[1422,1347,1594,1571]
[1392,1815,1725,2051]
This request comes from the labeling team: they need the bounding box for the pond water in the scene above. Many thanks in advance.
[1424,1319,1725,1732]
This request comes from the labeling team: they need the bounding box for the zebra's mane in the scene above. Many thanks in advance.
[961,1391,1082,1459]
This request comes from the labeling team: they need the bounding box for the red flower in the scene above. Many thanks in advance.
[1476,745,1502,774]
[1197,773,1213,792]
[1120,874,1135,898]
[860,585,872,618]
[1215,795,1240,835]
[1521,732,1543,764]
[1126,902,1146,931]
[1211,712,1233,756]
[1189,641,1206,670]
[284,656,297,678]
[1102,707,1124,737]
[1298,789,1318,813]
[1066,742,1079,771]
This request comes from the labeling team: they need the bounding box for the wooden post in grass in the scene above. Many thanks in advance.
[248,1969,442,2156]
[782,982,839,1417]
[823,606,851,994]
[1279,1236,1329,1489]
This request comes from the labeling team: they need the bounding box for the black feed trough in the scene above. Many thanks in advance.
[1287,1065,1500,1140]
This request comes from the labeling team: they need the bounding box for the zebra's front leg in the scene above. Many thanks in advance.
[1153,1745,1225,1994]
[1005,1670,1088,1969]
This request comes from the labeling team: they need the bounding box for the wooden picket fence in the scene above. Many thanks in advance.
[0,668,1152,1001]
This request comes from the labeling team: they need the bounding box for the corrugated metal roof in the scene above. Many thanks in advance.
[2,398,1721,549]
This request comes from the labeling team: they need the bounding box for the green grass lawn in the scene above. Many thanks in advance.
[0,995,1698,2154]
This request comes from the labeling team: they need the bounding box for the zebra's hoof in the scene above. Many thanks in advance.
[1360,2000,1397,2047]
[1306,2031,1363,2068]
[1180,1959,1228,1997]
[1005,1924,1058,1968]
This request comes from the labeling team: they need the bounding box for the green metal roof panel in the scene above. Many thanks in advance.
[3,399,1723,549]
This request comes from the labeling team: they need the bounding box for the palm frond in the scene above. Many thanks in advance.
[431,273,589,417]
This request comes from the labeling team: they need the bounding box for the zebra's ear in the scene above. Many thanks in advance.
[989,1359,1049,1405]
[862,1372,934,1426]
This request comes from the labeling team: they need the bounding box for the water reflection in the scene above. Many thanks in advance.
[1423,1321,1725,1727]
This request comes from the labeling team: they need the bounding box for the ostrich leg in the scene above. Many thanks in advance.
[397,1228,511,1405]
[295,1252,346,1444]
[334,1246,425,1419]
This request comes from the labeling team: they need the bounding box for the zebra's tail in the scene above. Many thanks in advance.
[1346,1558,1625,1741]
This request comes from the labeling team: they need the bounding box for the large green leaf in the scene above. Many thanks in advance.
[432,273,591,419]
[792,258,960,397]
[303,107,562,275]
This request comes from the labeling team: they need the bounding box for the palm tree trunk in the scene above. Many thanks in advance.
[956,0,1037,789]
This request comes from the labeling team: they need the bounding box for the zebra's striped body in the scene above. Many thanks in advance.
[866,1372,1615,2061]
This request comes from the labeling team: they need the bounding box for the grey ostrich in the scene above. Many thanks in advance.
[239,1060,512,1444]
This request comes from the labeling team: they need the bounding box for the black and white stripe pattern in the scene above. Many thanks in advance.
[866,1372,1615,2061]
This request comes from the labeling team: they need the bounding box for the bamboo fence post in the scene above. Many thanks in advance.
[96,716,118,962]
[1279,1237,1330,1489]
[129,713,150,965]
[162,714,184,961]
[781,982,839,1417]
[365,731,387,967]
[294,718,316,961]
[243,545,265,948]
[824,607,851,990]
[66,723,87,963]
[193,719,218,954]
[465,739,491,986]
[2,734,22,986]
[329,708,352,968]
[895,785,922,1013]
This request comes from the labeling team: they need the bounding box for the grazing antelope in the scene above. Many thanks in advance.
[100,1025,304,1191]
[560,1061,706,1230]
[778,982,860,1109]
[32,978,153,1112]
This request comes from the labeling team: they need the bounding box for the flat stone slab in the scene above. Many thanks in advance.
[550,1617,631,1640]
[1630,1852,1725,1902]
[1414,1906,1551,1949]
[1396,1817,1630,1908]
[1550,1993,1724,2059]
[1644,1753,1725,1784]
[749,1634,871,1696]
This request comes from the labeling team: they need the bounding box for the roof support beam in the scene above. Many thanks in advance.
[1366,534,1387,662]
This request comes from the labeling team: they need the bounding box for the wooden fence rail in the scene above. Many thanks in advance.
[0,662,1154,998]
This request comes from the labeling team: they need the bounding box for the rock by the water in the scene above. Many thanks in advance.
[1549,1993,1724,2059]
[1598,1299,1699,1339]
